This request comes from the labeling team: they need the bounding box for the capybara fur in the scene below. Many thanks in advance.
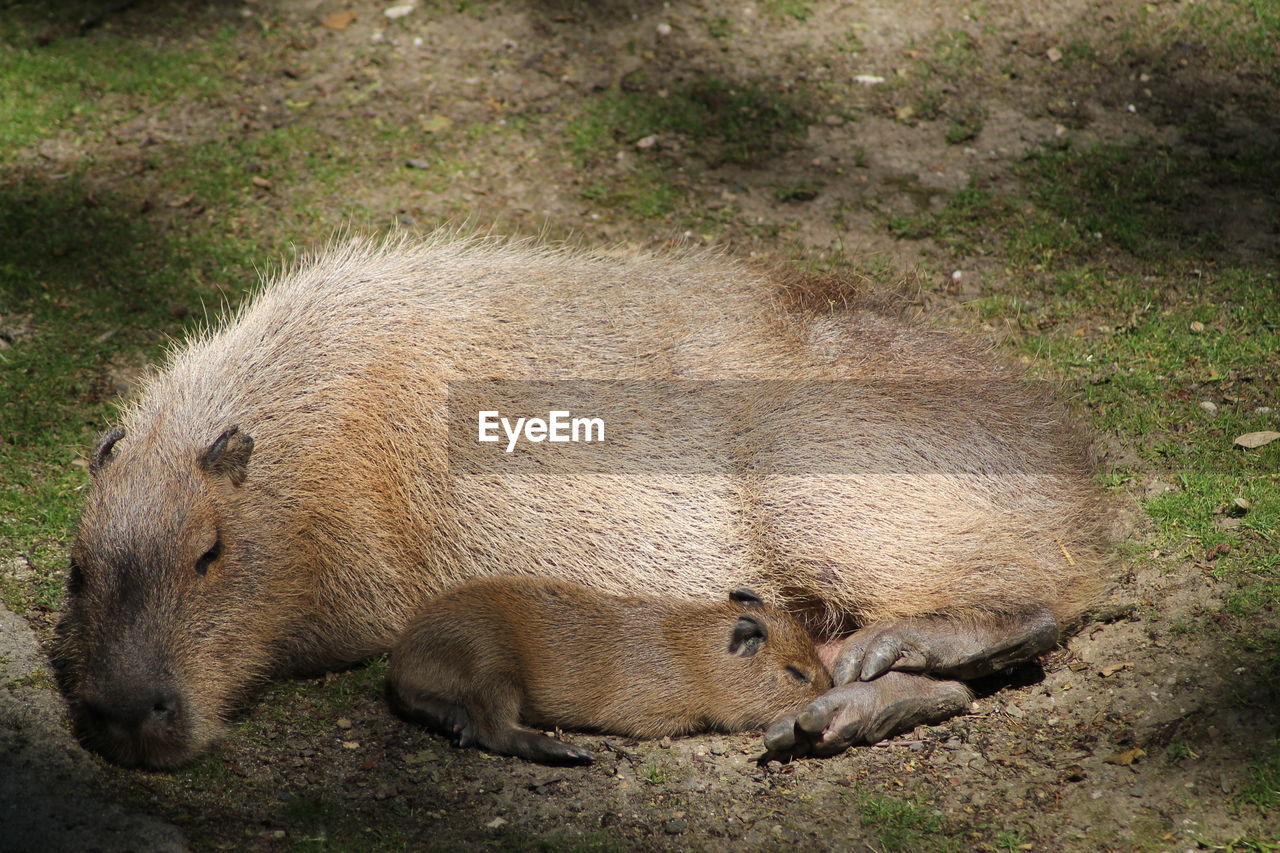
[387,579,833,764]
[56,234,1108,768]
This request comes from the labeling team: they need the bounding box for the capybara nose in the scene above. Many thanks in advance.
[80,687,182,731]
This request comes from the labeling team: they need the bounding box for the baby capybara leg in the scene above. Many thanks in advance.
[463,683,594,765]
[759,671,971,761]
[832,608,1060,683]
[481,726,595,766]
[388,686,475,744]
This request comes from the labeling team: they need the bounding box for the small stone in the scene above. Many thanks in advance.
[1189,321,1206,333]
[1199,400,1218,414]
[336,717,352,729]
[341,740,360,749]
[656,22,672,36]
[664,819,687,835]
[635,135,659,150]
[951,270,963,281]
[1046,47,1063,62]
[485,817,507,829]
[385,3,415,19]
[1255,406,1273,414]
[405,158,432,170]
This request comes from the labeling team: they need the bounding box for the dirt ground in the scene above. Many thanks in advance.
[3,0,1279,850]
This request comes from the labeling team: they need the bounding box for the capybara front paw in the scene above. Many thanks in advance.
[757,672,971,763]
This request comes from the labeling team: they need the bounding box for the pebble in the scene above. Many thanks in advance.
[1189,321,1205,333]
[664,818,687,835]
[1199,400,1217,414]
[656,22,672,36]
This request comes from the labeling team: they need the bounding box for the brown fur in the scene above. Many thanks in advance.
[56,234,1109,768]
[387,578,831,759]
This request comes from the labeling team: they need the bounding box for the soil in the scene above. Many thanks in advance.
[3,0,1278,850]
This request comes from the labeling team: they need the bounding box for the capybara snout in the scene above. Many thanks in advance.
[56,423,275,768]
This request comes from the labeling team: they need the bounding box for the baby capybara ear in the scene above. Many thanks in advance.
[199,426,254,486]
[728,614,769,657]
[89,428,126,475]
[729,588,764,607]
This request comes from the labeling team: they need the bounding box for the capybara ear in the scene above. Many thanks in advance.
[199,426,254,486]
[89,428,126,475]
[729,588,764,607]
[729,614,769,657]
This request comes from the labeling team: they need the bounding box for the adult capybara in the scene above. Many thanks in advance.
[387,579,834,764]
[56,235,1108,768]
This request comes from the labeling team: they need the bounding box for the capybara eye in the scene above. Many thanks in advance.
[195,537,222,577]
[785,665,810,684]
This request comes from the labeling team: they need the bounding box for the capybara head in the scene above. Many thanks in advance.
[54,424,272,769]
[704,589,832,726]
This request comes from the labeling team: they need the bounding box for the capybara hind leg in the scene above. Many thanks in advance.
[832,607,1060,684]
[389,687,476,745]
[759,671,971,762]
[480,726,595,766]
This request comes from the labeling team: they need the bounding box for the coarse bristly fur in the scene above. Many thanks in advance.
[55,233,1112,768]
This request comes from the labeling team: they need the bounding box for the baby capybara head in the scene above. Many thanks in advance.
[55,424,274,769]
[702,589,833,727]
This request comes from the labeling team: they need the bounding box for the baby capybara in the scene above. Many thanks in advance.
[387,578,832,764]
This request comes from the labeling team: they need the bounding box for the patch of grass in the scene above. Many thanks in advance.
[772,182,823,203]
[945,105,987,144]
[565,76,813,167]
[8,668,56,690]
[0,25,233,156]
[1180,0,1280,81]
[890,139,1280,262]
[764,0,814,22]
[578,170,684,220]
[857,792,961,853]
[0,176,259,609]
[641,760,670,784]
[704,16,732,39]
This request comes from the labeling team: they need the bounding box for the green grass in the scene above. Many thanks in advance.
[764,0,815,22]
[566,76,813,167]
[1179,0,1280,80]
[0,24,234,156]
[0,174,260,612]
[1237,741,1280,815]
[857,792,961,853]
